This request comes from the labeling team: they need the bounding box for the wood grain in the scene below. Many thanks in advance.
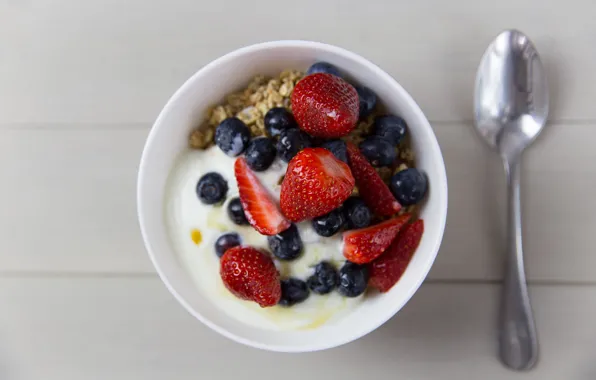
[0,0,595,124]
[0,128,153,273]
[0,278,593,380]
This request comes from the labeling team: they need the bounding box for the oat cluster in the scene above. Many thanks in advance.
[189,70,303,149]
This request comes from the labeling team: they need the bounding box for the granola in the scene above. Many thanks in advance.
[188,70,304,147]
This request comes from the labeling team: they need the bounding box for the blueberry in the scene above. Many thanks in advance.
[306,62,341,77]
[279,278,310,307]
[355,85,377,119]
[276,128,313,162]
[245,137,277,172]
[264,107,298,138]
[390,168,428,206]
[373,115,407,146]
[320,139,348,164]
[215,117,251,156]
[359,136,397,167]
[307,262,339,295]
[343,197,372,229]
[214,233,241,258]
[227,197,248,225]
[196,172,228,204]
[337,262,369,297]
[312,208,345,237]
[267,224,303,260]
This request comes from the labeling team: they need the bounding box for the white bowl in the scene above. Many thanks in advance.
[137,40,448,352]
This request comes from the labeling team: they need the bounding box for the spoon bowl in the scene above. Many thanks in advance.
[475,29,549,160]
[474,29,549,371]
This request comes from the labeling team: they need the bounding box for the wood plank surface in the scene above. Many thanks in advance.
[0,1,593,377]
[1,0,596,124]
[0,278,593,380]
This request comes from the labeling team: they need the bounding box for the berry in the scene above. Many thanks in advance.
[227,197,248,225]
[267,224,303,261]
[196,172,228,204]
[280,148,355,222]
[307,261,339,295]
[346,142,401,216]
[291,73,359,138]
[215,117,251,156]
[373,115,407,146]
[279,278,310,306]
[337,262,369,297]
[306,62,341,77]
[320,139,348,163]
[264,107,298,137]
[245,137,277,172]
[234,157,290,235]
[276,128,313,162]
[359,136,397,167]
[369,220,424,292]
[214,233,241,257]
[390,168,428,206]
[342,214,411,264]
[220,246,281,307]
[312,208,345,237]
[354,85,377,119]
[342,197,372,229]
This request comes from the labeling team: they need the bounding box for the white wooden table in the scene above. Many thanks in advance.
[1,1,595,379]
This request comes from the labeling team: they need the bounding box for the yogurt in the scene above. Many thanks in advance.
[165,146,363,331]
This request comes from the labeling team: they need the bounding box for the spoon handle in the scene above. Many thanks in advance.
[500,158,538,370]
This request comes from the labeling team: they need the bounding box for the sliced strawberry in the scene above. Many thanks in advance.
[342,214,411,264]
[280,148,355,222]
[220,246,281,307]
[291,73,359,138]
[234,157,290,235]
[369,219,424,292]
[346,142,401,216]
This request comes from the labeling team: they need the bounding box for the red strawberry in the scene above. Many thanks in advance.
[280,148,355,222]
[291,73,359,138]
[342,214,411,264]
[369,219,424,292]
[220,246,281,307]
[346,142,401,216]
[234,157,290,235]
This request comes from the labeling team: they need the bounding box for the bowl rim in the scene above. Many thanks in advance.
[137,39,448,352]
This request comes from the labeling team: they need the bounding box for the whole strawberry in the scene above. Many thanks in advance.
[369,219,424,292]
[346,142,401,217]
[280,148,355,222]
[291,73,359,138]
[220,246,281,307]
[342,214,411,264]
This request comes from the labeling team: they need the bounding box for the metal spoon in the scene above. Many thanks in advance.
[474,29,548,371]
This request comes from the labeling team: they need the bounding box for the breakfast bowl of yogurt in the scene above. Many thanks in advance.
[137,40,448,352]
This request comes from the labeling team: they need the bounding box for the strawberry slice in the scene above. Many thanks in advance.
[280,147,355,222]
[342,214,411,264]
[291,73,359,138]
[346,142,401,216]
[220,246,281,307]
[369,219,424,292]
[234,157,290,235]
